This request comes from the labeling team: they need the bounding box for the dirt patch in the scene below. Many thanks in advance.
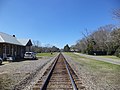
[0,56,57,90]
[0,73,13,90]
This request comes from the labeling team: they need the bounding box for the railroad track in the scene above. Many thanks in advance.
[33,53,85,90]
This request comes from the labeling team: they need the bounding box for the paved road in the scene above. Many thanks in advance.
[74,53,120,65]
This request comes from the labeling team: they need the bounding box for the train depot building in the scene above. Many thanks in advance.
[0,32,32,60]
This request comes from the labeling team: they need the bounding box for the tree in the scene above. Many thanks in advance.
[51,46,60,52]
[111,28,120,57]
[32,41,60,53]
[64,44,70,52]
[73,24,116,55]
[113,9,120,20]
[91,24,115,55]
[32,40,42,53]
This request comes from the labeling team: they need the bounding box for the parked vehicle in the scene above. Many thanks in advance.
[0,57,3,65]
[6,55,15,62]
[24,52,36,59]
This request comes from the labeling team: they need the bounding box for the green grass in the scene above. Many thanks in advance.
[65,52,120,71]
[64,52,120,88]
[37,52,57,57]
[77,52,120,60]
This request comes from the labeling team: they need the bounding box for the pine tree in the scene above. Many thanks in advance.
[64,44,70,52]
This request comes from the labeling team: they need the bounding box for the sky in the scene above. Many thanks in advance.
[0,0,120,48]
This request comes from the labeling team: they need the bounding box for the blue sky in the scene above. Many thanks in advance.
[0,0,119,48]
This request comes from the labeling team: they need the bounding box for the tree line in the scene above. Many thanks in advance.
[71,9,120,57]
[71,25,119,54]
[32,41,60,53]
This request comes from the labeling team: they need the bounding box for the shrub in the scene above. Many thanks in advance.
[115,47,120,58]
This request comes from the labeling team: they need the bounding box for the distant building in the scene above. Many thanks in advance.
[0,32,32,59]
[70,48,79,52]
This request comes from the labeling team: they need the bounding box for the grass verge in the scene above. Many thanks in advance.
[37,53,57,58]
[65,52,120,89]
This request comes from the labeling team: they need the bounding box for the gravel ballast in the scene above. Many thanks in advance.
[0,56,57,90]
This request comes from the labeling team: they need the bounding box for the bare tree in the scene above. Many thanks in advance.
[113,9,120,20]
[33,40,41,47]
[73,24,116,55]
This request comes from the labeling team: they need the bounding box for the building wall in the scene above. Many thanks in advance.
[26,46,32,52]
[0,43,25,59]
[0,44,3,57]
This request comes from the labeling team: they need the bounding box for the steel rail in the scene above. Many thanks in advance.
[40,54,60,90]
[63,55,78,90]
[40,53,77,90]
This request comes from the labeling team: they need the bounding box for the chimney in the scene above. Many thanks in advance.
[13,35,15,37]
